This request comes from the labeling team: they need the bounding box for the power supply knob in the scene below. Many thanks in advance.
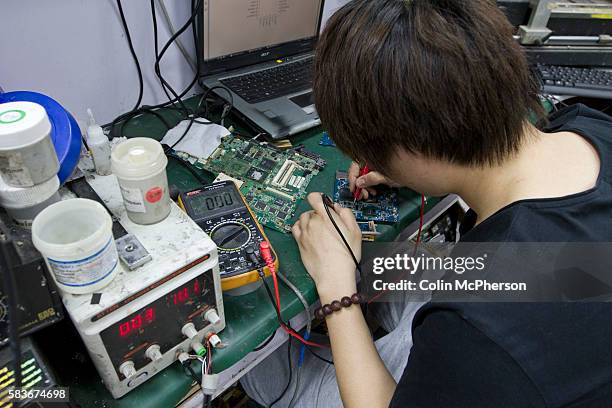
[145,344,163,362]
[181,322,198,339]
[119,361,137,379]
[204,309,220,325]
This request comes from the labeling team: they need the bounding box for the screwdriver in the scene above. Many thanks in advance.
[353,165,371,203]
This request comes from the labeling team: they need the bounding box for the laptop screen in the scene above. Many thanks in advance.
[201,0,324,75]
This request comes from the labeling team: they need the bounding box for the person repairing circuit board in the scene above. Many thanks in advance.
[241,0,612,407]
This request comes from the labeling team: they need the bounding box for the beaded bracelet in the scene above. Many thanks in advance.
[315,293,365,319]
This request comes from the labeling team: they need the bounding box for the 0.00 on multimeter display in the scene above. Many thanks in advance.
[178,180,278,291]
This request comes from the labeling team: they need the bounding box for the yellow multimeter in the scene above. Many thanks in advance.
[178,180,279,291]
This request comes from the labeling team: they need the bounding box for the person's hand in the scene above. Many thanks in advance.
[348,162,399,200]
[292,193,362,300]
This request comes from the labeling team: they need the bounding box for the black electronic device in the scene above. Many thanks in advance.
[178,181,279,291]
[0,213,63,346]
[0,336,59,407]
[97,271,217,375]
[220,57,314,104]
[536,63,612,99]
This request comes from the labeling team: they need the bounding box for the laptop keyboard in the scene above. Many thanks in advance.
[220,57,314,104]
[535,64,612,99]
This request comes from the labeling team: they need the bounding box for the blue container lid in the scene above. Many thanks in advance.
[0,91,82,184]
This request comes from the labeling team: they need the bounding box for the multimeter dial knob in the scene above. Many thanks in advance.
[211,222,252,250]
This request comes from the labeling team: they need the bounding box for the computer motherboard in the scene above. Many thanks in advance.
[182,135,326,233]
[333,171,399,223]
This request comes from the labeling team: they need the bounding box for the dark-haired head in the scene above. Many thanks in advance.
[314,0,544,188]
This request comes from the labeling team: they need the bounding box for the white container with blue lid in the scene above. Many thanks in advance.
[0,101,60,187]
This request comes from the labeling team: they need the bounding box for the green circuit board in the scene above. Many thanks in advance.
[181,136,325,233]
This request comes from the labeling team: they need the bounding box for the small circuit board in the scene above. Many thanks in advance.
[358,221,380,242]
[319,132,336,147]
[333,171,399,223]
[182,135,326,233]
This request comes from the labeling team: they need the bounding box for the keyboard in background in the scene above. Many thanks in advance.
[220,57,314,104]
[535,64,612,99]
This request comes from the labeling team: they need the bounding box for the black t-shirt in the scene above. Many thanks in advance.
[391,105,612,408]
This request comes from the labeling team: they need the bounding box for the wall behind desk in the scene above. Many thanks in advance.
[0,0,350,129]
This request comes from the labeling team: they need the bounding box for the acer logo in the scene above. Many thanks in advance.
[261,52,270,57]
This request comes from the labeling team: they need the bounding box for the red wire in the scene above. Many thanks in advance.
[207,343,212,374]
[367,194,426,305]
[266,258,330,348]
[414,194,426,248]
[261,193,426,345]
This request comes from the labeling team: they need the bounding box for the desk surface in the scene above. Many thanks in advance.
[67,98,435,407]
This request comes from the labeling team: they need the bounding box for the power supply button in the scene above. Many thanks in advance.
[119,361,137,379]
[127,372,149,388]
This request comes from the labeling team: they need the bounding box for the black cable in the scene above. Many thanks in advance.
[150,0,189,114]
[182,361,201,384]
[154,0,203,108]
[253,330,277,352]
[166,115,196,152]
[166,154,207,185]
[155,0,202,70]
[116,0,144,112]
[305,345,334,365]
[193,86,234,125]
[191,0,200,76]
[162,92,205,154]
[107,0,236,142]
[182,360,209,408]
[106,72,199,136]
[150,0,178,109]
[258,271,334,385]
[163,87,233,154]
[321,194,362,273]
[122,107,174,132]
[0,242,21,390]
[322,193,369,316]
[269,337,292,408]
[106,0,204,138]
[261,276,285,322]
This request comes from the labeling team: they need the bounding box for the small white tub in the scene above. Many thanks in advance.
[31,198,118,294]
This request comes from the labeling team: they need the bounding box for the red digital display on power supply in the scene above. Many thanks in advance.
[116,276,208,338]
[172,277,203,305]
[119,307,155,337]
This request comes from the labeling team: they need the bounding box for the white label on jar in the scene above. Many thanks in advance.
[0,152,34,186]
[47,238,118,287]
[119,185,146,213]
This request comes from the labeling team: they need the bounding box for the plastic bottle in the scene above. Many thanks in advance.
[86,109,112,176]
[111,138,171,225]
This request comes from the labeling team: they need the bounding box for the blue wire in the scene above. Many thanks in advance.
[298,330,310,367]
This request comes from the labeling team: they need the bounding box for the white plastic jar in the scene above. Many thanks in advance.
[31,198,118,294]
[111,138,171,225]
[0,101,59,187]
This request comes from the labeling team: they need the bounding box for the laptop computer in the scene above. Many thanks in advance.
[198,0,325,140]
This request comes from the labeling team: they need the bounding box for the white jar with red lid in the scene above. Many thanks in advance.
[111,138,170,225]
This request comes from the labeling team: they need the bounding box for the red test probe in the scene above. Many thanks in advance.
[353,165,371,202]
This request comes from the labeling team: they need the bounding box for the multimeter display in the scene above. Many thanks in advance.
[179,181,276,284]
[188,189,242,218]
